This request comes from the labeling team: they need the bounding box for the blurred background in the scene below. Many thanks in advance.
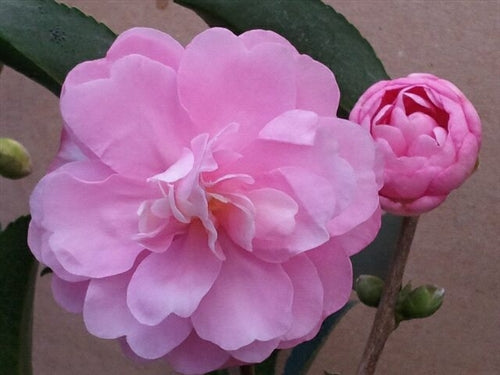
[1,1,498,374]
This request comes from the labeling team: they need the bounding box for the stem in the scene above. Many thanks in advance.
[356,215,419,375]
[240,365,255,375]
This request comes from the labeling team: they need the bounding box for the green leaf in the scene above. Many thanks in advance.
[174,0,389,115]
[255,349,278,375]
[351,214,404,283]
[0,216,37,375]
[283,301,356,375]
[0,0,116,96]
[206,370,229,375]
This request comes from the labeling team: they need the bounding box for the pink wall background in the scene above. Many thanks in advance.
[1,1,498,374]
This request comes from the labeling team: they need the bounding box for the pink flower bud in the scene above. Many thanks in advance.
[350,73,481,215]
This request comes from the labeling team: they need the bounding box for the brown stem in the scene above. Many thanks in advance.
[240,365,255,375]
[356,215,420,375]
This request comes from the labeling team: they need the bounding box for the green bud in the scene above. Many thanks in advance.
[398,284,445,321]
[0,138,32,179]
[355,274,385,308]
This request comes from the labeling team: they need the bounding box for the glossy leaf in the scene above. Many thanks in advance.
[0,216,37,375]
[0,0,116,96]
[283,301,356,375]
[174,0,389,115]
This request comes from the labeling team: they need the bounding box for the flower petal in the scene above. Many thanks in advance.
[106,27,184,70]
[83,272,138,339]
[51,276,89,313]
[34,161,150,278]
[127,223,222,325]
[259,110,320,146]
[228,339,280,363]
[280,254,323,341]
[295,54,340,115]
[307,245,353,316]
[165,332,230,375]
[192,237,294,350]
[248,188,298,241]
[126,314,192,359]
[178,28,296,138]
[61,54,192,179]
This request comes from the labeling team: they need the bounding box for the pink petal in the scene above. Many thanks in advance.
[61,54,192,179]
[318,119,381,238]
[28,219,86,282]
[279,166,336,233]
[248,188,298,240]
[49,128,92,171]
[165,332,230,375]
[383,165,438,200]
[259,110,320,146]
[307,245,353,316]
[83,272,138,339]
[295,54,340,115]
[239,29,295,50]
[127,223,222,325]
[228,339,280,363]
[35,161,151,278]
[61,59,109,88]
[177,28,296,137]
[106,27,184,70]
[381,194,446,216]
[126,314,192,359]
[51,276,89,313]
[217,193,256,251]
[280,254,323,341]
[372,124,407,156]
[191,238,294,350]
[407,134,441,157]
[329,206,382,257]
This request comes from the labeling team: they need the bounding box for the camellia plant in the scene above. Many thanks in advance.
[0,1,481,375]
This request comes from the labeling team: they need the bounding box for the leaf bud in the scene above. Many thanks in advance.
[355,274,384,308]
[0,138,32,179]
[398,284,445,320]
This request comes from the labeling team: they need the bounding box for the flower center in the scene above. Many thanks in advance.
[136,124,254,258]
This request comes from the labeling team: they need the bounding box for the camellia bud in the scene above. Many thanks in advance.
[0,137,32,179]
[355,274,385,308]
[399,284,445,320]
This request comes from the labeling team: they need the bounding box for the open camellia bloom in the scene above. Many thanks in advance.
[350,73,481,216]
[29,27,382,374]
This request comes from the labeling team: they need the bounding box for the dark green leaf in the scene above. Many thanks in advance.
[255,349,278,375]
[283,301,356,375]
[206,370,229,375]
[351,214,404,283]
[174,0,389,115]
[0,216,37,374]
[0,0,116,96]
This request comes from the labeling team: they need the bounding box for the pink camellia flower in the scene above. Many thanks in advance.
[350,73,481,216]
[29,27,382,374]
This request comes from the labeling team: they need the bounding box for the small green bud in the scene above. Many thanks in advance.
[355,274,385,307]
[399,284,445,321]
[0,138,32,179]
